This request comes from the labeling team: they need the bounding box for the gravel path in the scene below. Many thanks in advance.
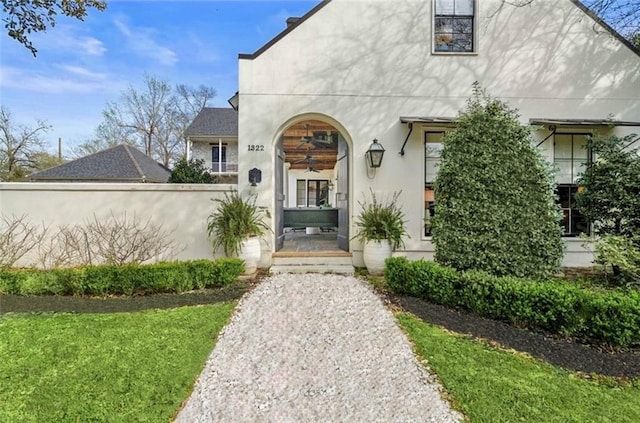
[174,273,462,422]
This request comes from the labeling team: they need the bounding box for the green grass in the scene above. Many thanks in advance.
[0,304,235,423]
[398,313,640,423]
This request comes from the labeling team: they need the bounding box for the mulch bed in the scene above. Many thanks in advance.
[0,282,251,315]
[395,295,640,379]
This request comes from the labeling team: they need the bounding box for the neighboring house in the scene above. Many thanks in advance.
[29,144,171,183]
[233,0,639,267]
[185,107,239,183]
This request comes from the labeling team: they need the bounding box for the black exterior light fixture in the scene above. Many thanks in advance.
[365,138,385,168]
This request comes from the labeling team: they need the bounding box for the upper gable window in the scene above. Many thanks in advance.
[434,0,475,53]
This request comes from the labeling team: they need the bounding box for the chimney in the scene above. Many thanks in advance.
[286,17,300,28]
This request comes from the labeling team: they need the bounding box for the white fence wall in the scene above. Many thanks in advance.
[0,183,237,268]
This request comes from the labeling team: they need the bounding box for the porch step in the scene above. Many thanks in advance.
[270,252,354,275]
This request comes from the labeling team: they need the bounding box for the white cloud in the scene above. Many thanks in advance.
[56,65,107,80]
[113,17,178,66]
[32,25,106,56]
[0,65,120,95]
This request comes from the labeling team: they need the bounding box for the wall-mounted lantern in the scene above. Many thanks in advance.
[227,91,239,111]
[248,168,262,186]
[365,139,385,168]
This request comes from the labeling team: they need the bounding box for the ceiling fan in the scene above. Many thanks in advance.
[292,154,322,172]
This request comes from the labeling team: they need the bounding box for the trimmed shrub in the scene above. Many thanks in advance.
[432,83,564,279]
[0,258,244,297]
[385,257,640,347]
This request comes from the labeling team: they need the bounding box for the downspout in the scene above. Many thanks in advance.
[186,137,192,160]
[399,122,414,156]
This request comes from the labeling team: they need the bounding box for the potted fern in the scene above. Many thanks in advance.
[207,192,270,275]
[353,190,408,275]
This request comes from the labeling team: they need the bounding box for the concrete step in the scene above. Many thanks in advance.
[271,256,353,266]
[270,251,354,274]
[270,264,354,275]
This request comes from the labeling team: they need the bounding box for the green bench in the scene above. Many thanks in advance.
[283,208,338,228]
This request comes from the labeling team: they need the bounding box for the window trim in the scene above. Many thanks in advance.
[432,0,478,55]
[422,130,447,240]
[295,178,330,208]
[553,132,592,237]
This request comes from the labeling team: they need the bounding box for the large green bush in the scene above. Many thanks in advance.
[385,257,640,347]
[168,157,216,183]
[0,258,244,296]
[575,134,640,284]
[432,84,564,279]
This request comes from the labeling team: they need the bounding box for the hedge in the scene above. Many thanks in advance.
[385,257,640,348]
[0,258,244,296]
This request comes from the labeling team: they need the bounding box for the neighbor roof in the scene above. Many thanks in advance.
[29,144,171,183]
[184,107,238,137]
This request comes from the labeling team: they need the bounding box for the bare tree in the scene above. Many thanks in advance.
[0,106,51,181]
[71,118,138,159]
[96,74,215,166]
[499,1,639,42]
[36,212,182,269]
[0,213,48,268]
[2,0,107,56]
[85,211,179,265]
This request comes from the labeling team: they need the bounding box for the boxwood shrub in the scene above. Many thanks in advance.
[385,257,640,348]
[0,258,244,296]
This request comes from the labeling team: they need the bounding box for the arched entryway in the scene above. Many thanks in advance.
[274,118,350,252]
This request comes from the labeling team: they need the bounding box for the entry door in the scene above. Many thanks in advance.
[275,142,285,251]
[336,135,349,251]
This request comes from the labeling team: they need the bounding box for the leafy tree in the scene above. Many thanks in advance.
[575,134,640,283]
[575,134,640,240]
[168,157,215,184]
[98,74,215,167]
[0,106,51,181]
[432,83,564,279]
[2,0,107,56]
[31,151,65,171]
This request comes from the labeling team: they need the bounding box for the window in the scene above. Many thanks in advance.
[296,179,329,207]
[424,132,444,236]
[211,144,227,172]
[434,0,475,53]
[554,133,590,236]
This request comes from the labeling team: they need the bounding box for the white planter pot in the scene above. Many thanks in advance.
[238,237,261,275]
[363,240,392,276]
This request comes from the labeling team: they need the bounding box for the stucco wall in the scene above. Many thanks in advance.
[0,183,248,268]
[237,0,639,267]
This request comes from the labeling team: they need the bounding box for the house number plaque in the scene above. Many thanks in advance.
[247,144,265,152]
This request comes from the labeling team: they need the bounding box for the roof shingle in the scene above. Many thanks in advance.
[184,107,238,137]
[29,144,171,183]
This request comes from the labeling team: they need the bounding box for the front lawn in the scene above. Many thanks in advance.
[398,313,640,422]
[0,304,235,423]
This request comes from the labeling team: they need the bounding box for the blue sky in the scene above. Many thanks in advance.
[0,0,318,155]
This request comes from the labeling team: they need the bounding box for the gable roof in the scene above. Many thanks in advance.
[239,0,331,60]
[570,0,640,58]
[29,144,171,183]
[239,0,639,60]
[184,107,238,137]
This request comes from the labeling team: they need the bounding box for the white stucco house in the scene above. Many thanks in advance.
[202,0,640,268]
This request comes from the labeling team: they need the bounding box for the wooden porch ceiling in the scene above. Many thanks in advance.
[283,120,338,170]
